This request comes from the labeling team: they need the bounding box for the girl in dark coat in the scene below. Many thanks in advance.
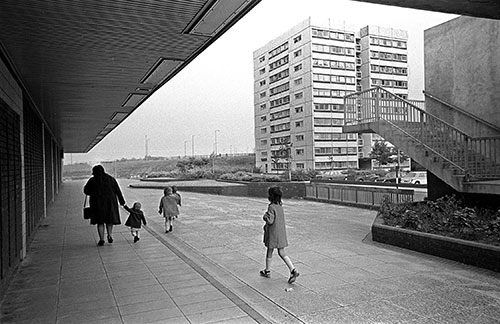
[84,165,126,246]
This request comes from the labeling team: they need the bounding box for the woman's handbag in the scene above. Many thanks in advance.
[83,196,92,220]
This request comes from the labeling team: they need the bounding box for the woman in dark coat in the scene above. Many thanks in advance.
[84,165,126,246]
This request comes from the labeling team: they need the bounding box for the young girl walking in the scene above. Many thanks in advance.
[260,186,299,284]
[172,186,181,218]
[158,187,179,233]
[124,202,147,242]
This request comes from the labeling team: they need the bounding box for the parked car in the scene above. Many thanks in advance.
[375,171,407,183]
[345,170,380,182]
[401,171,427,185]
[315,170,347,180]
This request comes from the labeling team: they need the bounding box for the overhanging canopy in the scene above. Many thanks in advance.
[0,0,260,152]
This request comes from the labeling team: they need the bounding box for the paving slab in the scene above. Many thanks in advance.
[1,179,500,324]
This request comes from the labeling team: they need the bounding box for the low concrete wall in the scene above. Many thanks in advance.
[130,183,248,197]
[218,181,307,198]
[372,214,500,272]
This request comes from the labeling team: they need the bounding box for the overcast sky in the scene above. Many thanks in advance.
[65,0,456,165]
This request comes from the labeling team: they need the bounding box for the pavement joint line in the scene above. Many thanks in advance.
[143,225,276,324]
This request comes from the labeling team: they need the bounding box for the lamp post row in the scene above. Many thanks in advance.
[184,130,220,158]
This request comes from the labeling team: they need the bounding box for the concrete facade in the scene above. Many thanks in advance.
[424,16,500,137]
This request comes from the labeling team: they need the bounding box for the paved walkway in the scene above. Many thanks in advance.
[1,179,500,324]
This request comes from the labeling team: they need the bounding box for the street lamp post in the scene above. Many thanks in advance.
[214,130,220,155]
[191,135,195,157]
[213,130,220,174]
[184,140,189,157]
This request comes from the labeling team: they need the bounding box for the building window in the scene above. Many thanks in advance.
[313,88,352,98]
[294,49,302,58]
[260,91,266,98]
[294,78,302,86]
[270,69,289,84]
[312,58,355,70]
[270,122,291,133]
[313,74,355,85]
[259,79,266,86]
[312,43,355,56]
[261,127,267,134]
[270,95,290,108]
[270,82,290,97]
[260,103,267,110]
[314,132,356,141]
[293,34,302,43]
[295,106,303,113]
[261,151,267,156]
[294,64,302,72]
[296,163,304,169]
[314,103,343,112]
[270,108,290,121]
[259,68,266,75]
[294,92,303,100]
[260,140,267,145]
[314,118,344,126]
[269,55,289,72]
[269,41,289,58]
[296,134,304,141]
[295,120,304,127]
[296,149,304,156]
[259,56,266,63]
[271,135,290,145]
[261,116,266,122]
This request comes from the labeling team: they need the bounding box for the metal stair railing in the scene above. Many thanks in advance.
[344,86,500,180]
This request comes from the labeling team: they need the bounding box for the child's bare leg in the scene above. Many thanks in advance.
[265,248,274,271]
[278,248,294,272]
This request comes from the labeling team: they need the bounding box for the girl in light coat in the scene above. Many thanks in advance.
[260,186,299,284]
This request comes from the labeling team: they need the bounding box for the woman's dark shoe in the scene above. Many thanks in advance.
[169,225,173,232]
[107,235,113,243]
[97,240,105,246]
[134,236,139,243]
[288,269,299,284]
[260,270,271,278]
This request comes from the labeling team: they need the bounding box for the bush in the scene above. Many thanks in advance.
[378,195,500,246]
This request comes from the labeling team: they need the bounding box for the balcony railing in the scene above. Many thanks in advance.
[344,87,500,180]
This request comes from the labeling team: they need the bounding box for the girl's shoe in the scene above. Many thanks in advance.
[169,225,173,232]
[107,235,113,243]
[134,236,139,243]
[97,240,105,246]
[259,270,271,278]
[288,269,299,284]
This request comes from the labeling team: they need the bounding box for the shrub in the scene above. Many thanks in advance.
[378,195,500,246]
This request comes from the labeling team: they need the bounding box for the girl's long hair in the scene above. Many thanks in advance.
[267,186,282,205]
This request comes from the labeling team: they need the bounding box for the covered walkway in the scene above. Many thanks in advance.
[1,179,500,323]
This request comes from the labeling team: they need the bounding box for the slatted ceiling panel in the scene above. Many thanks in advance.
[0,0,261,152]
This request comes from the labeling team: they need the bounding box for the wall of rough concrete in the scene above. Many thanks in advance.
[424,16,500,136]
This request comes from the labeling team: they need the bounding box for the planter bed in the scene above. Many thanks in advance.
[372,213,500,272]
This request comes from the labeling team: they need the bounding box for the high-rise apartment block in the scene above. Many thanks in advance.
[253,18,409,172]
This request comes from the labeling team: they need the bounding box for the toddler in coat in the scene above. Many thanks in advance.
[124,202,147,242]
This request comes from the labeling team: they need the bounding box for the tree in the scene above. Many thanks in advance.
[370,140,394,165]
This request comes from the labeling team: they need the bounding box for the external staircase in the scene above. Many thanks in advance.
[342,87,500,195]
